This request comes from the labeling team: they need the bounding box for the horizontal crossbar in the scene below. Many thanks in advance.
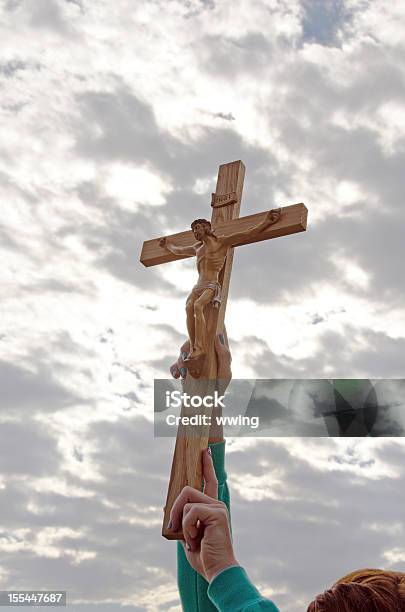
[140,203,308,267]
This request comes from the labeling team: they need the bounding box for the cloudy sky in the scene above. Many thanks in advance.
[1,0,405,610]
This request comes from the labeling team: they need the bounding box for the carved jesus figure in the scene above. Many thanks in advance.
[159,208,281,365]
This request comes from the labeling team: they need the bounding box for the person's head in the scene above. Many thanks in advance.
[307,568,405,611]
[191,219,215,241]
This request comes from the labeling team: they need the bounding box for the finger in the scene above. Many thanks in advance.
[181,535,202,563]
[214,333,230,354]
[223,326,230,345]
[180,539,193,555]
[202,448,218,499]
[176,340,190,378]
[169,486,219,531]
[182,503,199,540]
[179,340,190,360]
[177,341,190,377]
[183,506,207,551]
[195,519,205,549]
[170,364,180,379]
[214,334,232,381]
[182,504,226,550]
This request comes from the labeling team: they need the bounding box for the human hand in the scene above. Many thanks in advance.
[215,332,232,391]
[169,340,191,379]
[169,333,231,440]
[169,333,232,385]
[265,208,281,225]
[169,448,238,582]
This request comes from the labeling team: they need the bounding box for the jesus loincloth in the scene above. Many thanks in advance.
[192,281,221,308]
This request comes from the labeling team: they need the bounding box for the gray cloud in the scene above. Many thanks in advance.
[0,359,82,415]
[65,0,84,10]
[0,420,61,475]
[228,199,405,307]
[245,325,405,378]
[227,439,405,610]
[74,86,174,171]
[0,59,27,78]
[28,0,71,33]
[73,81,276,203]
[3,0,23,11]
[199,32,273,78]
[213,111,236,121]
[0,416,178,605]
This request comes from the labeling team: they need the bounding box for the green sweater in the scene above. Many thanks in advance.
[177,441,279,611]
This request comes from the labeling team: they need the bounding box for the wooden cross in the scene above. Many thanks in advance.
[140,160,307,539]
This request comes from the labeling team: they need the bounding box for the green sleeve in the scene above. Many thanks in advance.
[208,566,280,611]
[177,440,230,612]
[176,441,279,611]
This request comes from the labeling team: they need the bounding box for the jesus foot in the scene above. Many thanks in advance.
[186,348,205,361]
[184,350,206,378]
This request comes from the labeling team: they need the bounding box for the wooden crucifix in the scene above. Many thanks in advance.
[140,160,308,539]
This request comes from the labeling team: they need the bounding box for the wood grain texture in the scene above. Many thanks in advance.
[161,161,245,540]
[140,202,307,267]
[161,377,217,540]
[207,160,245,368]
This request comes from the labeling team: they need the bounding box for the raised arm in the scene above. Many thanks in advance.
[159,236,197,256]
[220,208,281,247]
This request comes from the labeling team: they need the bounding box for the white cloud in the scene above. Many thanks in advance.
[103,163,172,209]
[383,547,405,565]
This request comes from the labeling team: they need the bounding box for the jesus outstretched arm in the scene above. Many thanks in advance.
[159,236,197,257]
[220,208,281,247]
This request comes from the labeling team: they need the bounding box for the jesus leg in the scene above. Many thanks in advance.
[190,288,215,360]
[185,292,197,355]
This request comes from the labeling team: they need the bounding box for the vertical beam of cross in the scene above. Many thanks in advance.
[201,160,245,378]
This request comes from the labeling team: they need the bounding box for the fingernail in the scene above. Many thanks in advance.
[167,520,173,530]
[181,352,188,360]
[180,367,187,378]
[207,447,212,456]
[219,334,225,345]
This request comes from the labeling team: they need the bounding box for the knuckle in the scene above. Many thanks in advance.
[218,507,229,521]
[182,505,194,526]
[215,502,229,518]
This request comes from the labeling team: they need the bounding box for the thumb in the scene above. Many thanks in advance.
[202,448,218,499]
[214,333,228,353]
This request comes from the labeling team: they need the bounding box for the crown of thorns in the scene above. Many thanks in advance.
[191,218,211,229]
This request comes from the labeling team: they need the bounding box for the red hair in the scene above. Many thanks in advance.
[307,569,405,611]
